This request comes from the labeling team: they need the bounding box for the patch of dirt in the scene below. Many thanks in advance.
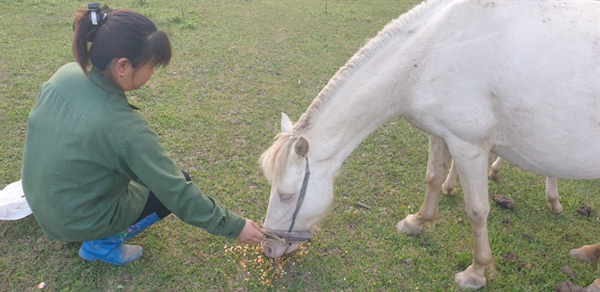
[501,251,537,270]
[322,247,342,255]
[577,205,594,217]
[501,251,519,262]
[492,195,515,210]
[344,223,358,232]
[561,266,576,279]
[555,280,585,292]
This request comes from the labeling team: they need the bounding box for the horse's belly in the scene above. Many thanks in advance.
[489,72,599,179]
[493,148,599,179]
[492,123,600,179]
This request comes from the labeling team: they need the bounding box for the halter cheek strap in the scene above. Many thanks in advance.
[261,157,313,244]
[288,157,310,233]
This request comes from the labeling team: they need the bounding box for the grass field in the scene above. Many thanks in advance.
[1,0,599,291]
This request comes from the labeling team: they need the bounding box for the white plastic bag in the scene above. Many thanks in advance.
[0,180,32,220]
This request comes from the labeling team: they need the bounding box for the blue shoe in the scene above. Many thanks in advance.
[79,238,143,265]
[78,213,160,265]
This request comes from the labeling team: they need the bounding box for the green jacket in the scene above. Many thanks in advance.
[21,62,246,242]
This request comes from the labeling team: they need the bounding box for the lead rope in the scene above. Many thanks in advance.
[288,157,310,233]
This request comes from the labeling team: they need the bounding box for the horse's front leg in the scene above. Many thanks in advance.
[453,151,494,289]
[397,135,450,235]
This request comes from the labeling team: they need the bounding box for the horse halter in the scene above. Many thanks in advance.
[262,156,313,245]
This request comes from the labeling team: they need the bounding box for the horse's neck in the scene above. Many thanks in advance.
[297,0,450,171]
[302,47,411,169]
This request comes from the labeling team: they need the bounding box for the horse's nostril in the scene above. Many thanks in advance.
[262,244,272,256]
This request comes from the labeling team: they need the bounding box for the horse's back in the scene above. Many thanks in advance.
[416,0,599,179]
[489,1,599,179]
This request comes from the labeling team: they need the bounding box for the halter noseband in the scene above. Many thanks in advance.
[262,156,313,245]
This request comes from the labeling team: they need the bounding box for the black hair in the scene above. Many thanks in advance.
[72,4,171,75]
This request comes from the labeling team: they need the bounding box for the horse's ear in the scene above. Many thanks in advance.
[281,113,293,133]
[294,136,309,158]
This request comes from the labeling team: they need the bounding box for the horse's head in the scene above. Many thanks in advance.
[259,113,334,258]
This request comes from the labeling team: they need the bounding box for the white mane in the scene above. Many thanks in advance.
[260,0,449,182]
[294,0,448,133]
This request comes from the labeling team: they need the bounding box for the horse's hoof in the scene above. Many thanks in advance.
[396,215,423,235]
[454,268,486,289]
[548,202,563,214]
[570,247,596,263]
[442,187,458,197]
[489,170,500,181]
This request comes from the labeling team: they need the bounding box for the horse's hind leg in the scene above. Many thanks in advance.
[487,157,562,214]
[488,156,503,181]
[444,155,502,197]
[397,135,450,235]
[442,161,459,197]
[545,176,563,214]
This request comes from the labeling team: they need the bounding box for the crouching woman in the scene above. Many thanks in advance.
[21,4,263,265]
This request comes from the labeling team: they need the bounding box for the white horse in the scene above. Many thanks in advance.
[259,0,599,289]
[442,156,563,214]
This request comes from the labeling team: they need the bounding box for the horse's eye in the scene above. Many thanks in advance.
[278,191,294,202]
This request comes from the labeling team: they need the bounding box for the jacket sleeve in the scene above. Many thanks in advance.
[116,124,246,238]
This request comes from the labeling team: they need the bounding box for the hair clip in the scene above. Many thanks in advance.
[88,2,102,25]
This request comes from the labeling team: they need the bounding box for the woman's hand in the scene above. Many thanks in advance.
[237,219,264,244]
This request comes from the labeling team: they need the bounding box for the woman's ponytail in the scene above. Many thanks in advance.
[71,3,171,77]
[72,4,111,74]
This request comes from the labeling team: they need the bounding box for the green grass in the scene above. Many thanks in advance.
[1,1,598,291]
